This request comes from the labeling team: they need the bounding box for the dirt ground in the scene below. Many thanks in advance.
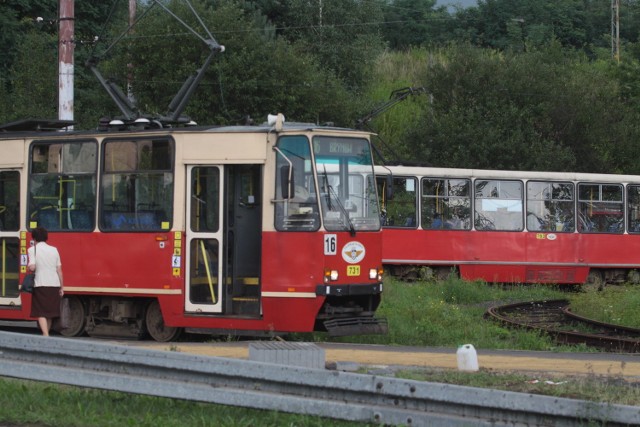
[117,340,640,380]
[5,320,639,380]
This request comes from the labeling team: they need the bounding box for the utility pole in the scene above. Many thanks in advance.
[128,0,136,103]
[58,0,74,125]
[611,0,620,62]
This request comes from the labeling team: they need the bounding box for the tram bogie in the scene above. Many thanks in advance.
[83,296,147,338]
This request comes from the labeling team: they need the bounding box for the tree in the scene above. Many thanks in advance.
[381,0,453,49]
[246,0,386,89]
[6,30,58,121]
[366,43,640,174]
[95,0,362,126]
[0,0,56,90]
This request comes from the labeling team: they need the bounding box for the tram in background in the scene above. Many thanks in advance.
[376,164,640,288]
[0,115,386,341]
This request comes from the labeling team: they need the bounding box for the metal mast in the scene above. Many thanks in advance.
[58,0,75,125]
[612,0,620,62]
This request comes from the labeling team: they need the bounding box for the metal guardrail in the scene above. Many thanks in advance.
[0,331,638,426]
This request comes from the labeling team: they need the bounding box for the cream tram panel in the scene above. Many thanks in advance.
[0,140,25,168]
[179,133,269,164]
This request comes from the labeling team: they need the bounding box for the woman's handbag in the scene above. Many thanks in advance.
[20,274,35,293]
[21,244,36,293]
[53,298,70,331]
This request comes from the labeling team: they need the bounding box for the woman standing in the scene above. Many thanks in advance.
[27,227,64,336]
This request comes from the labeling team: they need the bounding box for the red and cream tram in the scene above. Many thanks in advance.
[376,164,640,288]
[0,116,386,341]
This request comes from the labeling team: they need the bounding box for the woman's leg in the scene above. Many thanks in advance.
[37,317,49,336]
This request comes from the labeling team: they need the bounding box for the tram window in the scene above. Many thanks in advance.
[375,176,417,227]
[190,167,220,232]
[189,239,219,304]
[422,178,470,230]
[28,141,97,231]
[101,138,174,231]
[628,185,640,233]
[0,171,19,231]
[526,181,574,232]
[577,183,623,233]
[0,238,20,297]
[474,180,523,231]
[274,136,319,231]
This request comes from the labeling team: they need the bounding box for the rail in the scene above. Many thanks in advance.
[0,331,638,426]
[486,299,640,352]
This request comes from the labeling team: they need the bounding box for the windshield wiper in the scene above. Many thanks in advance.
[328,183,356,237]
[322,166,333,211]
[321,166,355,236]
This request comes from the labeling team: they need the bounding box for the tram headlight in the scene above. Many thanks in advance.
[324,268,339,282]
[370,267,384,280]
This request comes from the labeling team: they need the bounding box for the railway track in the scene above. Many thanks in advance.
[486,299,640,353]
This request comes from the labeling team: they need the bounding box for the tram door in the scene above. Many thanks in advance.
[0,171,21,306]
[185,165,262,315]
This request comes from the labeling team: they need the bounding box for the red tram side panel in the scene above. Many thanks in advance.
[0,120,386,341]
[377,165,640,286]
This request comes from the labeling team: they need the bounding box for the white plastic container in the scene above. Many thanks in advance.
[456,344,479,372]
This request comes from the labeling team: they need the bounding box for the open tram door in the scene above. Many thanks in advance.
[185,165,262,316]
[0,171,21,308]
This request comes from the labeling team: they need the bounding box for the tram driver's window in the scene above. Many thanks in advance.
[274,136,319,231]
[101,138,174,231]
[28,141,97,231]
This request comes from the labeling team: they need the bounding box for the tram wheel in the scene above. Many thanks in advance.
[584,270,605,292]
[144,300,182,342]
[59,296,87,337]
[435,267,458,281]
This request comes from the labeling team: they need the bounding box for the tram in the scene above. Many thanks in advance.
[0,115,386,341]
[376,164,640,288]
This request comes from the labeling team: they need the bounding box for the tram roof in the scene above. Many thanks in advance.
[0,119,370,139]
[377,164,640,184]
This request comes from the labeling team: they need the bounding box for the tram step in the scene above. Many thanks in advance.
[324,316,389,337]
[232,297,260,315]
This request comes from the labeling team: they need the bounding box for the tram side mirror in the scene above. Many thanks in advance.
[280,165,295,199]
[386,175,394,201]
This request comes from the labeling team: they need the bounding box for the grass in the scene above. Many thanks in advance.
[2,276,639,426]
[347,276,640,407]
[393,368,640,406]
[329,276,640,350]
[330,276,574,350]
[570,283,640,328]
[0,378,369,427]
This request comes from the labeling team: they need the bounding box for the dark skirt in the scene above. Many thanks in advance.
[31,287,61,318]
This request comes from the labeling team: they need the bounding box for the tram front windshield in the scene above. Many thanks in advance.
[313,136,380,232]
[274,135,381,232]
